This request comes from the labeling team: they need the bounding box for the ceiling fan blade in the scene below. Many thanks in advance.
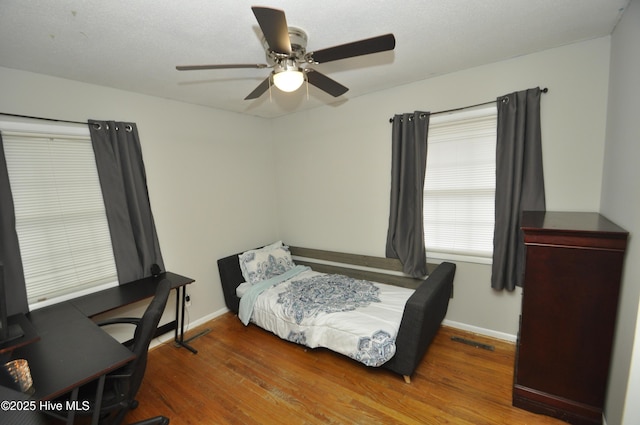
[244,77,272,100]
[306,69,349,97]
[176,64,268,71]
[251,6,291,54]
[309,33,395,64]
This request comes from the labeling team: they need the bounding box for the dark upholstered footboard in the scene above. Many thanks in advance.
[217,247,456,382]
[382,262,456,381]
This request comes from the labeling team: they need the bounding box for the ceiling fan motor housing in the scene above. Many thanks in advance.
[262,27,308,66]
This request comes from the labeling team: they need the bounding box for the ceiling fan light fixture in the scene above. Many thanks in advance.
[273,60,304,92]
[273,70,304,92]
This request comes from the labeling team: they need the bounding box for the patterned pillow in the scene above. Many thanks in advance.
[239,242,296,284]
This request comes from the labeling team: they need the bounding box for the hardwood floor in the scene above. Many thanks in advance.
[127,312,565,425]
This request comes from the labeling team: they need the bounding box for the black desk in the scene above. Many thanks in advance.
[71,272,197,353]
[14,303,135,401]
[10,302,135,424]
[2,271,195,424]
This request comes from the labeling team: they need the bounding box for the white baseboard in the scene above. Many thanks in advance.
[150,307,230,349]
[443,319,517,343]
[185,307,229,330]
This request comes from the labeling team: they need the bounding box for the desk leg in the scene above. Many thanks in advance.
[174,286,198,354]
[91,374,105,425]
[66,387,78,425]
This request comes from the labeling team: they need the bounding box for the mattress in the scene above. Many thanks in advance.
[237,267,414,367]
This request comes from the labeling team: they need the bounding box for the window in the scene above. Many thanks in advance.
[423,106,497,264]
[1,120,118,309]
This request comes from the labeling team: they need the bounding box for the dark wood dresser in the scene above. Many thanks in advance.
[513,211,628,425]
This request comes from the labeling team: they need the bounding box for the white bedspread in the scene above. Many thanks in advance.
[240,268,414,367]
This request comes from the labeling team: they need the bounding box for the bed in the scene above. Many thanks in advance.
[217,243,455,383]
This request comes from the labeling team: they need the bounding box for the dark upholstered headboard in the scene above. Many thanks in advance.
[217,252,245,314]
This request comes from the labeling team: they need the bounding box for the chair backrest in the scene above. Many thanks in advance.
[125,278,171,399]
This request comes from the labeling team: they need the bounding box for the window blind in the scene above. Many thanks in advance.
[424,106,497,262]
[1,122,118,307]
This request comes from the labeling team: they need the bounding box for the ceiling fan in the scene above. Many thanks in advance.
[176,6,396,100]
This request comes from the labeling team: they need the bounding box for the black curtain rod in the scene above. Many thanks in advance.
[2,87,548,126]
[389,87,548,123]
[0,112,87,126]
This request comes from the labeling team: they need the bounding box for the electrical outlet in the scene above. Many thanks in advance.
[185,293,192,307]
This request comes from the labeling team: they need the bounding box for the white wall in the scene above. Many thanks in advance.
[0,66,279,334]
[1,30,628,412]
[1,23,634,420]
[272,37,612,339]
[0,36,615,341]
[601,1,640,424]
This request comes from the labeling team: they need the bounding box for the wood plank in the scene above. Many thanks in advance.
[290,246,406,272]
[289,246,438,289]
[126,313,567,425]
[293,260,423,289]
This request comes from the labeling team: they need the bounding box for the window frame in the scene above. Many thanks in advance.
[0,119,119,309]
[423,106,497,265]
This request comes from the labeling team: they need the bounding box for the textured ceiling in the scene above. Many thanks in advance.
[0,0,629,118]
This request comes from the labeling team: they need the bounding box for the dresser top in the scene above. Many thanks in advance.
[521,211,628,238]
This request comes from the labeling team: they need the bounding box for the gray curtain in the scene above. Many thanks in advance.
[491,88,546,291]
[386,111,430,278]
[0,133,29,315]
[89,120,165,284]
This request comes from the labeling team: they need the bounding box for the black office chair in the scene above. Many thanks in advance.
[62,279,172,425]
